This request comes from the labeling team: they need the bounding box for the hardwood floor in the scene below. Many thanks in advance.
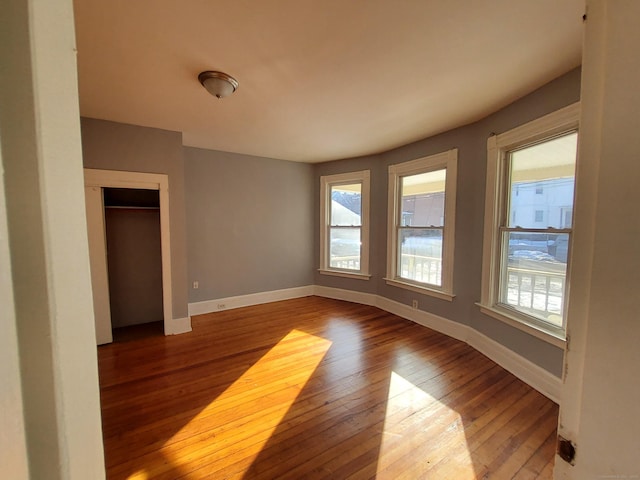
[111,321,164,343]
[98,296,558,479]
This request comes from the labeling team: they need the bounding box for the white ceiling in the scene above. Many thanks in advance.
[73,0,584,163]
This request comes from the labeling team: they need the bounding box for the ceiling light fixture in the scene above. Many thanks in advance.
[198,71,239,99]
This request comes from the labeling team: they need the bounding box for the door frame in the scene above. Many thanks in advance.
[84,169,173,341]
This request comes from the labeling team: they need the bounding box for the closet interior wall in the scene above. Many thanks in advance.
[103,188,164,329]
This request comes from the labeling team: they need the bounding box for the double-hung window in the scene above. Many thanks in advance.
[480,103,579,344]
[386,149,457,300]
[319,170,370,279]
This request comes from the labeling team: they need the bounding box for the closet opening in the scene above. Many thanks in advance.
[103,187,164,342]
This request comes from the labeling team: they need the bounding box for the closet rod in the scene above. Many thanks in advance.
[104,205,160,210]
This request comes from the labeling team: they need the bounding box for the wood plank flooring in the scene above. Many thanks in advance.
[98,296,558,479]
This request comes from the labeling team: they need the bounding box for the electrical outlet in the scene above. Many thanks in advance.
[217,303,226,310]
[192,281,199,289]
[412,300,418,309]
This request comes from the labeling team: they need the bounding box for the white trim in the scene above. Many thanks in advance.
[84,168,168,189]
[313,285,561,403]
[376,294,467,342]
[318,269,371,280]
[466,327,561,404]
[165,317,192,335]
[479,103,580,342]
[386,149,457,297]
[83,168,178,338]
[84,186,113,345]
[481,135,503,305]
[188,285,315,316]
[478,304,566,348]
[492,102,581,149]
[319,170,370,276]
[384,278,455,301]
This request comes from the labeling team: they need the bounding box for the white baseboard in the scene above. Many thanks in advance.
[188,285,315,317]
[376,295,469,343]
[467,329,561,403]
[185,284,561,403]
[314,285,561,403]
[166,317,192,335]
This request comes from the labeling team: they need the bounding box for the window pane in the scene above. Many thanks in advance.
[330,227,361,270]
[400,169,446,227]
[500,231,569,326]
[508,132,577,229]
[398,228,443,286]
[331,183,361,226]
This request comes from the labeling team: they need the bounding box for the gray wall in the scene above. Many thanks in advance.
[80,118,189,319]
[314,67,582,376]
[184,147,314,302]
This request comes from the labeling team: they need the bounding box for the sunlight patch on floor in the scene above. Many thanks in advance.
[126,470,149,480]
[376,371,474,477]
[154,329,332,478]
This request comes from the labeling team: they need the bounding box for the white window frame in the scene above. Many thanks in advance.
[319,170,371,280]
[385,149,457,301]
[479,102,580,347]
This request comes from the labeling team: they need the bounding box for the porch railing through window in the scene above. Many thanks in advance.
[502,267,565,326]
[333,254,564,326]
[399,254,442,286]
[330,256,360,271]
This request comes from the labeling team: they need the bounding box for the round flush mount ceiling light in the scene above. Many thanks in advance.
[198,71,239,99]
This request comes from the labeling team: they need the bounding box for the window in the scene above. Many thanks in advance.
[480,103,579,345]
[319,170,370,279]
[386,149,457,300]
[561,207,573,228]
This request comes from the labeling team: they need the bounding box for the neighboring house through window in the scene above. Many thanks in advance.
[386,149,458,300]
[480,103,580,345]
[319,170,370,279]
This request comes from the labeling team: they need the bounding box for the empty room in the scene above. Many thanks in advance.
[2,1,639,479]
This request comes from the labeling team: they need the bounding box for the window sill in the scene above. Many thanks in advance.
[319,269,371,281]
[384,278,455,302]
[476,303,566,349]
